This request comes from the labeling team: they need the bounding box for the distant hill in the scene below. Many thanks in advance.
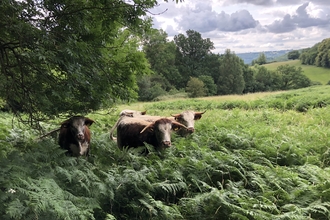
[236,50,292,64]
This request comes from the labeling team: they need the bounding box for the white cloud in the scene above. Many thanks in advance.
[150,0,330,53]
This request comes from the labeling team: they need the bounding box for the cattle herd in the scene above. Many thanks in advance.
[57,109,205,157]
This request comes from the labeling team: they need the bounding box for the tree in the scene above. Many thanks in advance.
[0,0,176,128]
[315,38,330,68]
[186,77,205,98]
[174,30,215,88]
[198,75,217,96]
[143,29,180,89]
[287,50,300,60]
[137,75,167,101]
[251,53,267,65]
[276,65,311,90]
[242,64,256,93]
[254,66,279,92]
[217,49,245,95]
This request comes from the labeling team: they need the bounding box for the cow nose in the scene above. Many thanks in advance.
[77,133,84,140]
[187,127,195,133]
[162,141,171,147]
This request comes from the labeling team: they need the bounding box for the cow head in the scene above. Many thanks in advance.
[61,116,94,142]
[171,110,206,134]
[140,118,187,148]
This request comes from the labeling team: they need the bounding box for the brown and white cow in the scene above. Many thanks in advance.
[109,109,147,140]
[171,110,206,136]
[58,116,94,157]
[116,117,187,150]
[110,110,205,140]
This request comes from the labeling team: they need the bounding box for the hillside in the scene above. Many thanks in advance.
[263,60,330,85]
[2,86,330,219]
[236,50,291,64]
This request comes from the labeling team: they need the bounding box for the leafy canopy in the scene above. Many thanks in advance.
[0,0,171,128]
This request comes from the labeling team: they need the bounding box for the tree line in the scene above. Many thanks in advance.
[299,38,330,68]
[139,29,312,101]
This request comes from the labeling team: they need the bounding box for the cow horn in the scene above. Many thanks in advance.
[171,121,188,129]
[140,123,154,134]
[195,110,206,114]
[171,113,181,118]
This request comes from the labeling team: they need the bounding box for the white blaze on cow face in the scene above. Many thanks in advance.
[172,110,205,135]
[71,117,86,141]
[179,111,195,132]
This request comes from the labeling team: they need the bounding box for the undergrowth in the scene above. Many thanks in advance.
[1,86,330,219]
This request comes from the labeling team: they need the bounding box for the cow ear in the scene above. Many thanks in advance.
[84,118,95,126]
[194,111,206,120]
[141,110,147,115]
[60,119,70,128]
[194,114,202,120]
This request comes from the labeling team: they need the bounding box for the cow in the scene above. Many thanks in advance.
[58,116,94,157]
[136,110,206,136]
[171,110,206,136]
[116,117,187,151]
[119,109,147,117]
[109,109,148,140]
[110,110,206,140]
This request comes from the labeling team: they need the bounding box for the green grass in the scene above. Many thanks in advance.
[263,60,330,84]
[2,86,330,219]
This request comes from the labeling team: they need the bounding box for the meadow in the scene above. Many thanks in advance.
[1,86,330,219]
[264,60,330,85]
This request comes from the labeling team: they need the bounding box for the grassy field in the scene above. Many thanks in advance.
[1,86,330,219]
[263,60,330,84]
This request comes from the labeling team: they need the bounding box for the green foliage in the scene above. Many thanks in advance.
[142,29,181,90]
[315,38,330,68]
[254,66,280,92]
[276,65,311,90]
[300,38,330,68]
[242,64,257,93]
[217,49,245,95]
[3,74,330,219]
[198,75,217,96]
[263,60,330,85]
[186,77,206,98]
[137,75,168,101]
[0,0,155,127]
[252,52,267,65]
[287,50,300,60]
[174,30,215,88]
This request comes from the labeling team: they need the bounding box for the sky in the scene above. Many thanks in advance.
[148,0,330,54]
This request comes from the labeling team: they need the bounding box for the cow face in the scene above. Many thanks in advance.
[60,116,94,156]
[172,110,205,134]
[61,116,94,141]
[153,119,173,148]
[140,118,187,148]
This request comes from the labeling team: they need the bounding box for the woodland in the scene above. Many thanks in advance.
[1,0,330,219]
